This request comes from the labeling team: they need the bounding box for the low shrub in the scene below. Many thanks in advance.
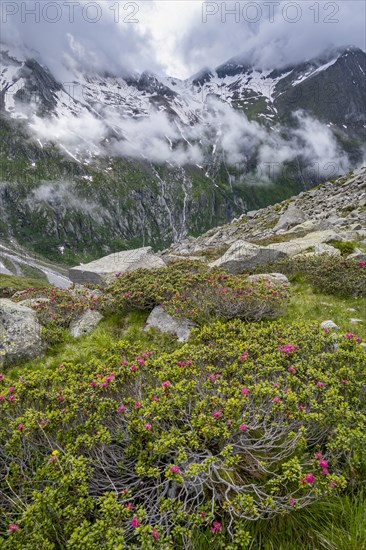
[0,321,365,548]
[328,241,356,257]
[250,254,366,297]
[103,261,289,325]
[13,287,100,344]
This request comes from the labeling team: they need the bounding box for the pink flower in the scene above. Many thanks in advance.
[342,379,349,384]
[239,352,248,361]
[137,358,145,365]
[239,423,248,431]
[117,405,126,413]
[0,395,5,401]
[324,328,329,333]
[17,423,24,430]
[288,366,296,374]
[289,497,295,506]
[315,452,323,459]
[301,473,315,484]
[319,460,329,469]
[131,365,137,372]
[330,480,337,488]
[151,396,159,402]
[124,502,134,510]
[321,469,329,476]
[8,523,19,533]
[48,455,57,463]
[90,381,96,387]
[130,516,140,528]
[58,394,65,401]
[208,374,216,381]
[211,521,222,534]
[213,410,222,419]
[356,337,361,343]
[0,373,4,380]
[272,396,281,403]
[121,360,128,365]
[144,423,152,430]
[8,386,15,394]
[317,381,325,388]
[200,511,206,518]
[241,387,249,395]
[162,381,171,388]
[298,405,306,411]
[135,401,141,408]
[170,465,180,474]
[278,343,299,353]
[8,395,16,401]
[151,529,159,540]
[358,261,365,267]
[345,333,354,339]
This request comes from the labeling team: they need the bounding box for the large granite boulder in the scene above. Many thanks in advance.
[209,240,286,274]
[269,230,341,257]
[0,299,45,367]
[145,306,195,342]
[69,247,166,285]
[246,273,290,285]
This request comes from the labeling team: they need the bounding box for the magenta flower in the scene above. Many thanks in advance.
[330,480,337,488]
[298,405,306,411]
[0,373,4,380]
[8,386,15,394]
[315,452,323,459]
[17,423,24,431]
[342,379,349,384]
[272,396,281,403]
[151,529,159,540]
[241,387,249,395]
[8,523,19,533]
[48,455,57,463]
[135,401,141,408]
[358,261,365,267]
[131,365,137,372]
[144,422,152,430]
[239,352,248,361]
[289,497,295,506]
[8,395,16,401]
[211,521,222,534]
[130,516,140,528]
[170,465,180,474]
[278,343,299,353]
[121,360,128,365]
[90,381,96,387]
[117,405,126,413]
[321,469,329,476]
[151,396,159,402]
[345,333,354,339]
[213,410,222,419]
[317,381,325,388]
[319,459,329,469]
[162,380,171,388]
[356,337,361,343]
[0,395,5,401]
[239,423,248,431]
[288,366,296,374]
[208,374,216,381]
[301,473,315,484]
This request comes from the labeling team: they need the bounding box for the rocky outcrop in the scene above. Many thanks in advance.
[69,310,103,338]
[145,306,195,342]
[69,247,166,285]
[273,205,306,232]
[246,273,289,285]
[209,241,286,273]
[0,299,45,367]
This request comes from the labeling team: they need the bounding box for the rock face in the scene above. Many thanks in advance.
[0,299,45,366]
[145,306,195,342]
[321,320,340,331]
[209,241,286,274]
[69,247,166,285]
[69,310,103,338]
[269,230,341,257]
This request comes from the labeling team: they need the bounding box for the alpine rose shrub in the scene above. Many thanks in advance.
[250,254,366,297]
[0,320,365,548]
[103,260,289,324]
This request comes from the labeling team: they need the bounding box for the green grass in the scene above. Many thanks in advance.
[283,282,366,339]
[0,273,51,293]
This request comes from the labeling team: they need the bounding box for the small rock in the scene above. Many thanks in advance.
[313,244,341,256]
[349,318,363,325]
[69,310,103,338]
[145,306,195,342]
[246,273,289,284]
[321,320,340,330]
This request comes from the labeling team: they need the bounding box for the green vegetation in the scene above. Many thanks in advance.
[1,256,365,548]
[0,273,50,295]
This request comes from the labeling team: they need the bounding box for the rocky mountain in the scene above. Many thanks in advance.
[0,42,365,264]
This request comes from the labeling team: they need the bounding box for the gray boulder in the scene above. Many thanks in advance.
[246,273,289,285]
[0,299,45,367]
[313,244,341,256]
[209,240,286,274]
[269,230,341,257]
[274,205,306,232]
[69,310,103,338]
[69,247,166,285]
[145,306,195,342]
[321,320,340,331]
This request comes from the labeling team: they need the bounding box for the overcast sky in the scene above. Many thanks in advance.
[2,0,365,78]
